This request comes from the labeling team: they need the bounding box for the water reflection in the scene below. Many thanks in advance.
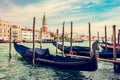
[53,70,85,80]
[18,57,86,80]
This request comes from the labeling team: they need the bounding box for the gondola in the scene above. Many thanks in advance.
[98,41,120,58]
[100,44,119,51]
[99,40,120,51]
[53,41,120,58]
[52,42,90,54]
[14,41,99,71]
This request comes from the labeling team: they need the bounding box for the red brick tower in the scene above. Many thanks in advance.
[42,12,48,33]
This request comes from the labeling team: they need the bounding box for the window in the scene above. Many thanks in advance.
[12,25,17,29]
[4,29,6,33]
[0,34,2,37]
[0,28,2,33]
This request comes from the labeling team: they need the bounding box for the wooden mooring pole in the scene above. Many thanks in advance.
[32,17,36,66]
[113,25,120,73]
[97,32,99,42]
[9,27,12,61]
[88,22,91,56]
[105,26,107,50]
[118,29,120,50]
[62,22,65,57]
[40,28,42,49]
[70,21,73,54]
[56,29,59,54]
[113,25,117,60]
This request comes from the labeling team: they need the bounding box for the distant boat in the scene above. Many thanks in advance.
[13,41,98,71]
[0,39,4,43]
[42,40,54,43]
[0,39,7,43]
[37,40,55,43]
[22,40,54,43]
[72,39,84,43]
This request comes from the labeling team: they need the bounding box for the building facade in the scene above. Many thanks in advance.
[0,13,56,43]
[0,20,10,41]
[11,25,22,42]
[21,28,40,42]
[41,13,54,41]
[0,19,22,42]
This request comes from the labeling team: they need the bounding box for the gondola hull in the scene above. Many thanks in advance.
[52,42,90,54]
[100,44,120,51]
[14,42,98,71]
[53,42,120,58]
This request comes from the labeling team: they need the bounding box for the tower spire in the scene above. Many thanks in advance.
[42,12,47,25]
[42,12,48,32]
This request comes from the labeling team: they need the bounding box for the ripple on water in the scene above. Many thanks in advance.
[1,42,120,80]
[0,73,6,79]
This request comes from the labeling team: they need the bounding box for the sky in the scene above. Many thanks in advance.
[0,0,120,37]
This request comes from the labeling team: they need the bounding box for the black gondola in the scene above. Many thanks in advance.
[99,41,120,51]
[52,42,90,53]
[14,41,99,71]
[53,41,120,58]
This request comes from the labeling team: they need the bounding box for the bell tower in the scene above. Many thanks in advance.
[42,12,48,32]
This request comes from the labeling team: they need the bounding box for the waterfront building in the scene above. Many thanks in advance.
[21,28,40,42]
[65,33,84,41]
[0,20,10,41]
[41,13,54,41]
[0,19,22,42]
[11,25,22,42]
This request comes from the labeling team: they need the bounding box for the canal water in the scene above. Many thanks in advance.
[0,41,120,80]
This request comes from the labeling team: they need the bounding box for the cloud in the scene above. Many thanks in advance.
[0,0,79,26]
[0,0,120,37]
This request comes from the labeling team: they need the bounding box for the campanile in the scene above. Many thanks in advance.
[42,12,48,32]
